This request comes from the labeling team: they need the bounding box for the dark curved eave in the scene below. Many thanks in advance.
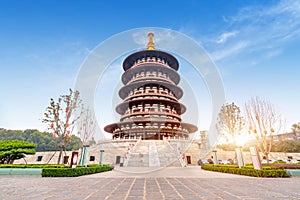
[119,80,183,100]
[104,120,198,133]
[116,98,186,115]
[123,50,179,71]
[121,63,180,85]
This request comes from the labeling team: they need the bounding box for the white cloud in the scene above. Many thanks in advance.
[222,15,229,23]
[207,0,300,61]
[211,41,248,61]
[264,49,282,59]
[216,31,238,44]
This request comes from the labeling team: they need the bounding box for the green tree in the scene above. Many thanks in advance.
[0,140,36,164]
[65,135,82,151]
[43,89,83,164]
[291,122,300,133]
[272,140,300,152]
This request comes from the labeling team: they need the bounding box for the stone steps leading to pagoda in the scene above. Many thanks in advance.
[156,141,182,167]
[126,140,150,167]
[126,140,182,167]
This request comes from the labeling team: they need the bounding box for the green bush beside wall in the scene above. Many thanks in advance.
[41,164,114,177]
[201,164,290,178]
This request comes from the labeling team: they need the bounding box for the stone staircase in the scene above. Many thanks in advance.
[126,140,183,167]
[149,141,160,167]
[157,140,182,167]
[127,140,150,167]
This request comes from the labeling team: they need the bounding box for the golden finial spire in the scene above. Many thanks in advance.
[146,32,155,50]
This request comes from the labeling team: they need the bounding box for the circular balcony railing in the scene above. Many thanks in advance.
[124,91,178,101]
[120,111,182,122]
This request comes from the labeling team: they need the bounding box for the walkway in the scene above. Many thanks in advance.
[0,166,300,199]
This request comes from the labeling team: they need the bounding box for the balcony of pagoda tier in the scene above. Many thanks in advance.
[126,76,177,86]
[124,91,178,102]
[119,80,183,100]
[120,111,182,122]
[112,132,190,140]
[104,120,198,134]
[132,58,171,69]
[112,128,189,139]
[123,50,179,71]
[115,98,186,115]
[121,63,180,85]
[112,128,189,135]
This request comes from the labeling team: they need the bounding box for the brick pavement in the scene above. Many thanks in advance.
[0,166,300,200]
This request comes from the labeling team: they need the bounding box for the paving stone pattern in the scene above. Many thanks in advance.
[1,167,300,200]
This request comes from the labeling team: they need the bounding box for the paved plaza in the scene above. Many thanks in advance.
[1,166,300,200]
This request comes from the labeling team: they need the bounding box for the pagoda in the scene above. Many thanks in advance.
[104,33,197,140]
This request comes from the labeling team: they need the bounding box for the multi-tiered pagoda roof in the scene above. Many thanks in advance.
[104,33,197,140]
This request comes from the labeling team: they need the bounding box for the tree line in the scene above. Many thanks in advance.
[217,140,300,153]
[0,128,82,152]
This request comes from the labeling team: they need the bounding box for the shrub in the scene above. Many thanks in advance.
[0,140,36,164]
[201,164,290,178]
[41,164,114,177]
[273,160,286,164]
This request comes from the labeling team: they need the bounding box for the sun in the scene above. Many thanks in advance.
[235,134,251,146]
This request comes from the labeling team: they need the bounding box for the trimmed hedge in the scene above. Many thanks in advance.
[201,164,290,178]
[273,160,286,164]
[41,164,114,177]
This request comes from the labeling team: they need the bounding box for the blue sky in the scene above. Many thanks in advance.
[1,0,300,138]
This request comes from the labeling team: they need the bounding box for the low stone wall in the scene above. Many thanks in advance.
[14,151,74,164]
[13,140,300,166]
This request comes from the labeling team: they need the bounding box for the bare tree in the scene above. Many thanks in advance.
[77,107,96,165]
[245,97,282,163]
[216,102,244,146]
[77,107,96,145]
[43,89,83,164]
